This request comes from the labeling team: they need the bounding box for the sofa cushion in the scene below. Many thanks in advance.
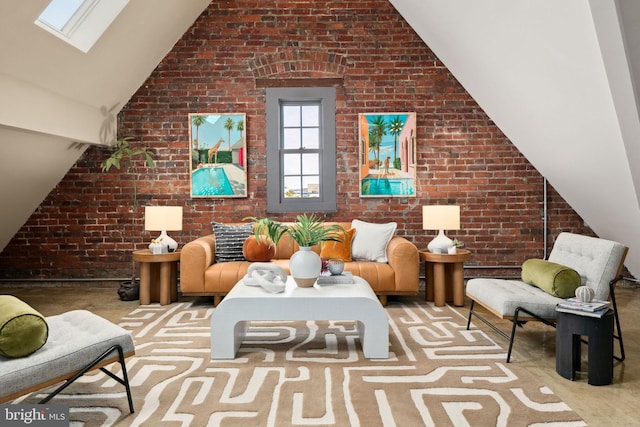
[521,258,581,298]
[212,222,253,262]
[320,228,355,261]
[351,219,397,263]
[0,295,49,358]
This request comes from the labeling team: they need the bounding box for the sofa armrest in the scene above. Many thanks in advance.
[180,234,216,293]
[386,236,419,292]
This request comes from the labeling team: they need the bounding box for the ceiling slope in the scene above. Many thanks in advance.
[390,0,640,277]
[0,0,211,251]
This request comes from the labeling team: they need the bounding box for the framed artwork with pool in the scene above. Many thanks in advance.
[188,113,247,198]
[358,112,417,198]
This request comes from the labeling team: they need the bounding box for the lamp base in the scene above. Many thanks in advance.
[427,230,453,254]
[156,230,178,252]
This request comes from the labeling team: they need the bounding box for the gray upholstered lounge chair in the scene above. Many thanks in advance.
[465,232,628,362]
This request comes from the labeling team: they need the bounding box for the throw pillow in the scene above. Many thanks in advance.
[320,228,356,262]
[212,222,253,263]
[350,219,397,263]
[243,235,276,262]
[0,295,49,358]
[521,258,582,298]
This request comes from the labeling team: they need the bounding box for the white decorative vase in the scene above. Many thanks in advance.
[328,259,345,275]
[290,246,321,287]
[575,285,595,302]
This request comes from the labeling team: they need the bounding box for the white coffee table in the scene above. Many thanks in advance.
[210,275,389,359]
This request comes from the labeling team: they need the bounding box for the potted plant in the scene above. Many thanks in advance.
[101,136,155,300]
[448,239,464,254]
[286,214,344,287]
[242,216,288,261]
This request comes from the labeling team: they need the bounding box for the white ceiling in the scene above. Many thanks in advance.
[0,0,211,252]
[1,0,639,277]
[390,0,640,277]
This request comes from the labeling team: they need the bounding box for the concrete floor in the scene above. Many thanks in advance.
[2,280,639,426]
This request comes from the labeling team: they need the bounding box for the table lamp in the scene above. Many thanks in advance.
[422,205,460,253]
[144,206,183,252]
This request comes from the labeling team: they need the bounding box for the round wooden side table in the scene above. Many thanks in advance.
[420,249,470,307]
[132,249,181,305]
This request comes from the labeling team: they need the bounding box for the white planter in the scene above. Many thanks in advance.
[328,259,345,275]
[447,246,457,254]
[289,246,321,287]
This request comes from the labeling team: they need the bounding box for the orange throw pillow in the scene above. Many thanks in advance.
[242,236,276,262]
[320,228,355,262]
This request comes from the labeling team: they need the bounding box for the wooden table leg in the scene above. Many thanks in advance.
[139,263,151,305]
[159,261,172,306]
[452,262,465,306]
[170,263,178,302]
[433,262,446,306]
[425,262,435,302]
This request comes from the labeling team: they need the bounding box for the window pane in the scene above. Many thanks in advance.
[301,128,319,149]
[301,105,319,126]
[39,0,85,31]
[283,128,301,149]
[282,105,300,127]
[302,176,320,198]
[302,153,319,174]
[283,153,301,175]
[284,176,302,198]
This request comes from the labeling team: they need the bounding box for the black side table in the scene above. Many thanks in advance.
[555,308,614,386]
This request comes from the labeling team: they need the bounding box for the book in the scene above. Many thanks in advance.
[316,271,354,284]
[556,305,610,318]
[557,298,610,312]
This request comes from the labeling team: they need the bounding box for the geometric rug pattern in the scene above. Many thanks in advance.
[15,300,586,426]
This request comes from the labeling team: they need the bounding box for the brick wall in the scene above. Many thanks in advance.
[0,0,592,281]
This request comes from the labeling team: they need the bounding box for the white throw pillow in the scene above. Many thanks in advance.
[350,219,397,263]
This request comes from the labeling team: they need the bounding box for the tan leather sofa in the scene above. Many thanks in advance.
[180,222,419,305]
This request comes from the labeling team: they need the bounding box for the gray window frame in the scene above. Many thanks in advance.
[266,87,337,213]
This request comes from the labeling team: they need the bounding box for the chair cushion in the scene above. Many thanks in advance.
[0,296,48,358]
[0,310,134,401]
[351,220,397,262]
[521,258,581,298]
[548,232,627,301]
[466,277,562,319]
[212,222,253,263]
[320,228,355,261]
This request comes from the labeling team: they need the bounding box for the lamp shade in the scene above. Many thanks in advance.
[144,206,183,231]
[422,205,460,231]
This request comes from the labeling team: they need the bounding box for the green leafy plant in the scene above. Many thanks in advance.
[452,239,464,248]
[286,213,344,247]
[101,136,155,172]
[243,216,288,248]
[101,137,156,285]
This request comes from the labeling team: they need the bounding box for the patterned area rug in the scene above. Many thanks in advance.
[16,299,585,426]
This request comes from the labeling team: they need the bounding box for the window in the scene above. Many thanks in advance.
[35,0,129,53]
[266,87,337,213]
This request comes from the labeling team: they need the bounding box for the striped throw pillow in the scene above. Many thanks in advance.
[212,222,253,263]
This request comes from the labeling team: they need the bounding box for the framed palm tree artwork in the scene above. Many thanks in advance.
[358,112,417,197]
[188,113,247,198]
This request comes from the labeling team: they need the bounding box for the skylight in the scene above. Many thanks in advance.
[35,0,129,53]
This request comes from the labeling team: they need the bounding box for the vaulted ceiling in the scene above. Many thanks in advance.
[1,0,639,277]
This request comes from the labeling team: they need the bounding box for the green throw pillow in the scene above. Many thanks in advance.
[0,295,49,358]
[521,259,581,298]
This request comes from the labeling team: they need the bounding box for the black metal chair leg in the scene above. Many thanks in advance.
[610,276,626,361]
[466,300,475,330]
[506,308,521,363]
[39,345,134,413]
